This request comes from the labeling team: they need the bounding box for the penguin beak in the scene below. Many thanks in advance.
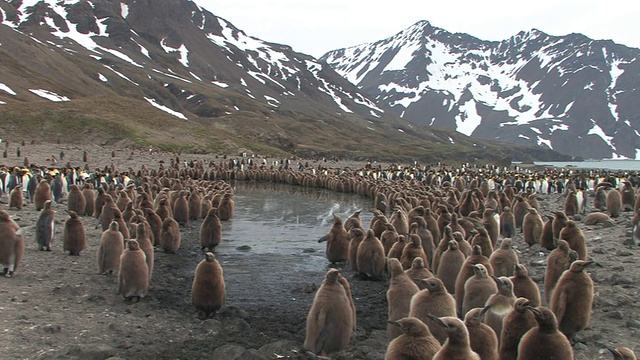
[607,347,622,357]
[583,260,595,267]
[525,305,541,317]
[387,320,401,328]
[425,314,446,327]
[490,275,500,284]
[480,305,493,316]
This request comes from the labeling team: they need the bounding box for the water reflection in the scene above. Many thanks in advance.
[217,181,374,258]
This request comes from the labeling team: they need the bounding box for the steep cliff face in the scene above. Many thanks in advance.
[322,20,640,159]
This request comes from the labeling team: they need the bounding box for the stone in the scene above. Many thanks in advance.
[212,344,247,359]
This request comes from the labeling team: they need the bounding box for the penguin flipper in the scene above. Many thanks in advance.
[13,235,24,272]
[552,289,567,324]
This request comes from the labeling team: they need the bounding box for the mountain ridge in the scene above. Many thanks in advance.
[0,0,567,163]
[321,20,640,160]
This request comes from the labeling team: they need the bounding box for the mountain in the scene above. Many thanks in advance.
[0,1,566,163]
[321,20,640,160]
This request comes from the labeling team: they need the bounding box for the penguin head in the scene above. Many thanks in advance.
[323,269,340,284]
[569,259,594,272]
[204,252,216,262]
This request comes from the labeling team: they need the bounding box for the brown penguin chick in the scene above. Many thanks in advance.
[559,220,588,260]
[118,240,149,302]
[97,221,125,275]
[385,317,442,360]
[450,212,467,239]
[321,214,349,264]
[424,207,441,247]
[489,238,518,277]
[356,229,386,280]
[436,240,465,294]
[34,179,52,211]
[386,258,420,340]
[404,257,434,289]
[621,181,635,211]
[455,245,494,316]
[192,252,226,318]
[343,209,362,232]
[159,217,181,253]
[390,206,409,236]
[112,211,130,240]
[98,195,119,231]
[387,235,408,261]
[347,227,365,271]
[155,197,173,221]
[94,187,107,219]
[81,183,95,216]
[550,260,594,344]
[436,206,453,237]
[432,225,454,273]
[482,208,499,247]
[200,208,222,252]
[594,185,608,210]
[458,190,476,218]
[143,208,162,246]
[517,306,573,360]
[583,212,616,227]
[498,298,536,360]
[484,191,499,213]
[121,202,135,225]
[412,217,436,263]
[0,210,24,277]
[401,234,429,270]
[462,264,498,317]
[304,269,354,356]
[337,274,356,332]
[608,347,637,360]
[470,227,493,258]
[607,188,623,218]
[172,190,189,226]
[552,211,569,245]
[9,184,23,210]
[500,206,516,239]
[464,307,499,360]
[483,276,517,340]
[522,208,543,247]
[509,264,541,307]
[428,316,481,360]
[544,240,578,304]
[564,190,579,216]
[380,222,399,255]
[370,212,389,239]
[526,193,540,211]
[512,196,528,231]
[115,190,132,213]
[35,200,55,251]
[409,277,457,344]
[452,231,472,257]
[62,211,86,256]
[633,209,640,246]
[188,189,201,221]
[217,192,234,221]
[200,196,212,220]
[541,215,555,250]
[134,223,154,281]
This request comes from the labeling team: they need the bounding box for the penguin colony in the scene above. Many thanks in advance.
[0,149,637,359]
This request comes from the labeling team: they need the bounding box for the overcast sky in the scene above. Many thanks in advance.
[194,0,639,58]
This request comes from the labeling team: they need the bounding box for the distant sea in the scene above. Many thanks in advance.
[531,159,640,171]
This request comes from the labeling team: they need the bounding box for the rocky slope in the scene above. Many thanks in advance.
[322,20,640,160]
